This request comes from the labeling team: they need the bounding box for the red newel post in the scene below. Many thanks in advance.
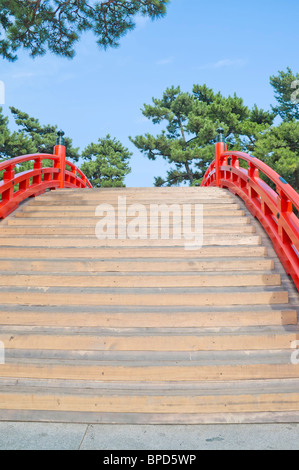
[2,164,15,205]
[54,130,66,189]
[215,127,226,187]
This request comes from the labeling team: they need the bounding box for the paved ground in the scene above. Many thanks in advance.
[0,422,298,450]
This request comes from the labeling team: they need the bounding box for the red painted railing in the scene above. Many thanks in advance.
[0,131,92,219]
[201,128,299,291]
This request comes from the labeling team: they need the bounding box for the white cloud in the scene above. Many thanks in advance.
[11,71,36,79]
[156,57,174,66]
[197,58,248,70]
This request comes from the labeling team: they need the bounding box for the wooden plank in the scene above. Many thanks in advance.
[0,291,288,306]
[0,246,268,258]
[0,259,274,272]
[30,194,235,202]
[1,331,297,351]
[0,225,256,235]
[0,363,299,381]
[23,203,241,211]
[37,188,228,193]
[15,206,245,220]
[0,235,262,247]
[0,391,299,414]
[0,310,296,327]
[34,189,232,195]
[0,274,281,288]
[14,209,245,218]
[29,197,235,205]
[35,190,231,196]
[7,216,250,226]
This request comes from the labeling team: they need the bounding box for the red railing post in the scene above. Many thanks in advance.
[215,128,227,187]
[54,130,66,189]
[2,164,15,203]
[33,157,43,186]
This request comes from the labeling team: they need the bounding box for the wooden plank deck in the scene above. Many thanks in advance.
[0,187,298,424]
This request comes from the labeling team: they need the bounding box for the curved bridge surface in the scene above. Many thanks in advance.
[0,133,298,424]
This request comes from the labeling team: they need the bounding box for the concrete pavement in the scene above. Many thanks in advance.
[0,422,298,450]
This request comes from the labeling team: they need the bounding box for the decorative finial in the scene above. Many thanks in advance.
[56,130,65,146]
[216,127,225,143]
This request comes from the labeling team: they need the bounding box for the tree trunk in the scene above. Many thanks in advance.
[184,161,194,184]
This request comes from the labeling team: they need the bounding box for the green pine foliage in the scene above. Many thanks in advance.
[0,106,80,176]
[0,0,169,61]
[0,108,132,188]
[130,85,274,186]
[254,121,299,190]
[255,68,299,191]
[81,135,131,187]
[270,68,299,121]
[9,107,80,161]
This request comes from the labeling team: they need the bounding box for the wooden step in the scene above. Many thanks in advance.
[1,359,299,382]
[0,378,299,423]
[0,225,256,235]
[0,246,268,258]
[7,216,251,226]
[28,195,235,203]
[0,387,299,416]
[0,258,274,272]
[0,235,262,247]
[31,194,234,202]
[0,273,281,288]
[0,308,296,327]
[0,290,289,306]
[0,325,297,352]
[23,202,241,211]
[15,209,245,218]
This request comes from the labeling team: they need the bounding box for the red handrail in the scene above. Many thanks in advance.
[0,131,92,219]
[201,129,299,291]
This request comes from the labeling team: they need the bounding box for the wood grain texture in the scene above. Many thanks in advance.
[0,310,296,327]
[0,291,289,306]
[0,186,298,424]
[0,273,281,287]
[0,391,299,414]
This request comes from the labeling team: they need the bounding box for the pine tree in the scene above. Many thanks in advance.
[81,134,131,187]
[252,69,299,191]
[0,107,36,177]
[9,107,80,161]
[0,107,131,187]
[0,0,169,61]
[130,85,274,186]
[254,121,299,191]
[270,68,299,121]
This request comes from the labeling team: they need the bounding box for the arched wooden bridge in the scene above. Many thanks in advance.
[0,130,298,424]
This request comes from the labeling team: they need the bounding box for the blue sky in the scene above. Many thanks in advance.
[1,0,298,186]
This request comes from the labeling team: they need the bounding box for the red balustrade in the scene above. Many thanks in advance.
[0,131,92,219]
[201,128,299,291]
